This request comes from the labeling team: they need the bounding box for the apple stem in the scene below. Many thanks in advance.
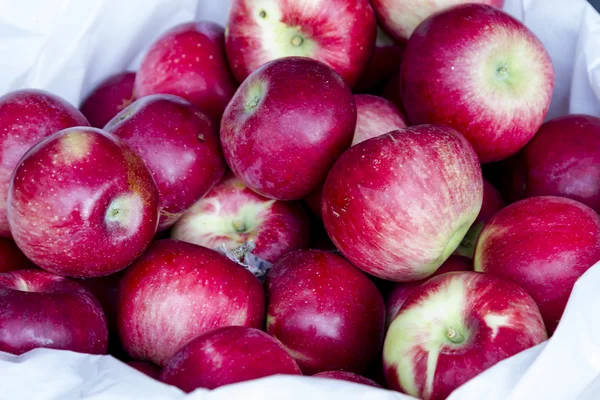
[446,327,465,344]
[291,35,304,47]
[216,242,273,279]
[232,221,246,233]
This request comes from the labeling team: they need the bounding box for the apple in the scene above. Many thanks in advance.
[381,74,404,112]
[353,94,408,146]
[322,125,483,282]
[384,271,547,400]
[266,250,385,374]
[117,239,266,366]
[0,89,89,238]
[0,238,35,273]
[313,371,382,388]
[506,114,600,212]
[8,127,159,278]
[104,94,226,231]
[399,4,554,163]
[127,361,161,380]
[304,186,324,219]
[160,326,301,392]
[0,269,108,355]
[455,179,505,258]
[354,27,405,92]
[475,196,600,333]
[135,21,237,120]
[171,172,310,264]
[78,270,127,335]
[80,72,136,128]
[224,0,377,87]
[386,255,472,328]
[221,57,356,200]
[372,0,505,42]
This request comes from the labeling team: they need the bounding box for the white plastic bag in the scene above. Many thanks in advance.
[1,0,599,399]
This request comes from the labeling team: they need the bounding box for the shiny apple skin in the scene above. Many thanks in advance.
[80,72,136,128]
[353,94,408,145]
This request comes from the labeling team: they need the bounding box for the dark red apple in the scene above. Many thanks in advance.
[381,74,404,112]
[507,115,600,212]
[135,21,237,120]
[0,89,89,238]
[384,271,547,400]
[104,94,226,231]
[0,269,108,355]
[266,250,385,374]
[127,361,161,380]
[78,270,127,334]
[353,94,408,145]
[386,255,472,328]
[225,0,377,87]
[171,172,310,263]
[80,72,136,128]
[0,238,35,273]
[221,57,356,200]
[475,196,600,333]
[8,127,159,278]
[322,125,483,282]
[354,27,404,92]
[400,4,554,163]
[117,239,265,366]
[160,326,301,392]
[313,371,382,388]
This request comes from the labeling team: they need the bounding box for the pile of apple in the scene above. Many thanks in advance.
[1,0,599,399]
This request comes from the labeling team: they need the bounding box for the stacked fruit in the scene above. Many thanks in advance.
[0,1,599,400]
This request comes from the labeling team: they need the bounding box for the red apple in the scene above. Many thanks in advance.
[507,114,600,213]
[160,326,301,392]
[400,4,554,163]
[127,361,161,380]
[0,269,108,355]
[221,57,356,200]
[384,271,547,400]
[117,239,265,366]
[78,270,127,334]
[322,125,483,282]
[224,0,377,87]
[381,74,404,112]
[353,94,408,146]
[386,255,472,328]
[304,186,324,219]
[104,95,226,231]
[0,89,89,238]
[266,250,385,374]
[0,238,35,273]
[372,0,505,42]
[354,27,405,92]
[474,196,600,333]
[171,172,310,264]
[8,127,159,278]
[313,371,382,388]
[80,72,136,128]
[135,21,237,120]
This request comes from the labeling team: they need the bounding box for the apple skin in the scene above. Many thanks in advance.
[354,27,404,92]
[0,89,89,238]
[221,57,356,200]
[8,127,159,278]
[507,115,600,213]
[475,196,600,333]
[224,0,376,88]
[266,250,385,375]
[322,125,483,282]
[0,238,35,273]
[80,72,136,128]
[399,4,554,163]
[117,239,266,367]
[127,361,161,380]
[78,270,127,335]
[0,269,109,355]
[353,94,408,146]
[104,94,226,231]
[135,21,237,120]
[386,255,472,328]
[160,326,301,392]
[313,371,382,388]
[171,172,311,264]
[384,271,547,400]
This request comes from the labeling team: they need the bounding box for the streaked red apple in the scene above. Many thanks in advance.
[475,196,600,333]
[221,57,356,200]
[384,271,547,400]
[0,238,35,273]
[8,127,159,278]
[117,239,265,366]
[0,89,89,238]
[80,72,136,128]
[353,94,408,145]
[225,0,376,87]
[400,4,554,163]
[322,125,483,282]
[313,371,382,388]
[135,21,237,120]
[160,326,301,392]
[0,269,108,355]
[171,172,310,263]
[354,27,404,92]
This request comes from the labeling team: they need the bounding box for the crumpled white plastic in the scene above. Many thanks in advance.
[0,0,599,399]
